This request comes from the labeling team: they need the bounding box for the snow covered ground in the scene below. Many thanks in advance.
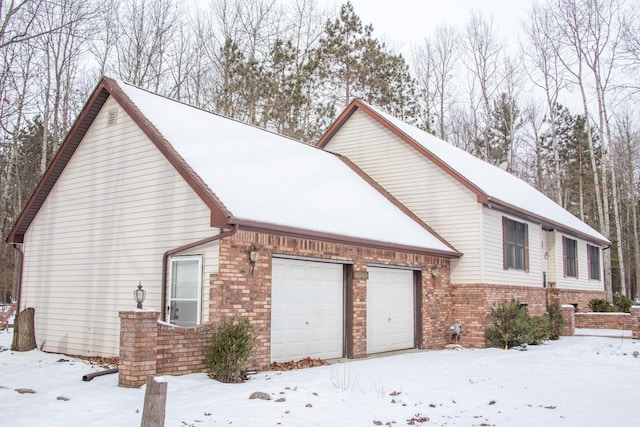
[1,329,638,427]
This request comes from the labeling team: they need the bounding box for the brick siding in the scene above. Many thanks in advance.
[450,284,548,348]
[210,230,451,369]
[547,288,606,313]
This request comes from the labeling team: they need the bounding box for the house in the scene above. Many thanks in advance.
[317,100,610,347]
[6,78,460,368]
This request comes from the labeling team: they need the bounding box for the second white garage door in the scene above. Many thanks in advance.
[367,267,415,354]
[271,258,344,362]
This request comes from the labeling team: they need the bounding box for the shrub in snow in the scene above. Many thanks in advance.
[613,293,632,313]
[546,302,564,340]
[205,317,254,383]
[485,299,533,349]
[527,315,550,345]
[588,298,614,312]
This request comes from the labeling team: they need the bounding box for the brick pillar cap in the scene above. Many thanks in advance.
[561,304,575,309]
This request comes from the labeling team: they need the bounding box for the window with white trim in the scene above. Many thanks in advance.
[168,256,203,327]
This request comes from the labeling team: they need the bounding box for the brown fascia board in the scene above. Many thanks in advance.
[484,198,610,247]
[6,77,231,244]
[103,78,231,225]
[336,153,461,257]
[230,218,460,259]
[317,101,608,248]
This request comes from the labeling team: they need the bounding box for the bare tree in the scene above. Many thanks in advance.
[115,0,180,92]
[412,24,459,139]
[523,3,567,205]
[463,11,504,161]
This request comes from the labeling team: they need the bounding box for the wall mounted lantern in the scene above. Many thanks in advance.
[134,282,146,309]
[431,267,439,278]
[249,246,261,276]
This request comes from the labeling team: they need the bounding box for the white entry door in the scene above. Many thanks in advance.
[366,267,415,354]
[271,258,344,362]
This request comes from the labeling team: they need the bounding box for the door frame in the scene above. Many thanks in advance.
[167,255,203,327]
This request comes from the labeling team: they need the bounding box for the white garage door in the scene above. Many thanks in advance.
[367,267,415,354]
[271,258,344,362]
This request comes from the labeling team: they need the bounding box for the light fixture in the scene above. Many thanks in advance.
[249,246,261,275]
[431,267,439,278]
[634,295,640,306]
[134,282,146,309]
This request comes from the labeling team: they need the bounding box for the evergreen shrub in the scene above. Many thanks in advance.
[485,299,533,349]
[588,298,614,312]
[613,293,633,313]
[205,317,254,383]
[546,302,564,340]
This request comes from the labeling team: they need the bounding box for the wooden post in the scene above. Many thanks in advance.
[11,307,36,351]
[141,376,167,427]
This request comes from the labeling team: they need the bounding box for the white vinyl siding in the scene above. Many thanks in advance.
[550,233,604,291]
[21,96,219,357]
[482,209,542,287]
[325,110,481,284]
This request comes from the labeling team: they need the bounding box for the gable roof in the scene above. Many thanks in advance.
[7,78,458,257]
[318,100,609,246]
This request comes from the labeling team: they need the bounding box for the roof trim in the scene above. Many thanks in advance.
[230,218,460,259]
[317,100,606,246]
[485,198,609,247]
[6,77,231,244]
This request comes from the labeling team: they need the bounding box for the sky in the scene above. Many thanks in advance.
[1,328,639,426]
[320,0,533,52]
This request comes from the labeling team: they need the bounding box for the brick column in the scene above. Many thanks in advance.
[119,310,159,388]
[630,306,640,340]
[560,304,575,336]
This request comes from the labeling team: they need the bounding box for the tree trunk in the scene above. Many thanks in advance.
[141,377,167,427]
[11,307,36,352]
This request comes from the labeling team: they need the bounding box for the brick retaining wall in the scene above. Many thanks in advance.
[574,312,635,330]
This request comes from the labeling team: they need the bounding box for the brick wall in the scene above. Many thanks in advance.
[632,307,640,339]
[546,288,606,313]
[574,312,635,330]
[156,323,214,375]
[209,230,451,369]
[449,284,548,348]
[119,311,159,388]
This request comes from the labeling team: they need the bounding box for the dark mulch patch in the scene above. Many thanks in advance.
[72,355,119,369]
[270,357,327,371]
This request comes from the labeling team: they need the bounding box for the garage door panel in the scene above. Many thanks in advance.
[367,267,415,354]
[271,258,344,362]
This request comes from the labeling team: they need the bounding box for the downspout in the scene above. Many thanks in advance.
[10,244,24,312]
[161,223,239,321]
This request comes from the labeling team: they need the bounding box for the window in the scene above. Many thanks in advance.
[587,244,600,280]
[168,256,203,327]
[563,237,577,278]
[503,217,528,271]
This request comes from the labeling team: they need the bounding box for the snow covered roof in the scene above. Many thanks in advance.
[318,100,609,246]
[6,78,456,255]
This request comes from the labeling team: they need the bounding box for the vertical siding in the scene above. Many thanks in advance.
[21,96,219,356]
[552,232,604,291]
[481,209,543,287]
[326,110,481,283]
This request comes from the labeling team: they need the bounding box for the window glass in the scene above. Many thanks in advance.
[588,244,600,280]
[563,237,577,277]
[504,218,527,270]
